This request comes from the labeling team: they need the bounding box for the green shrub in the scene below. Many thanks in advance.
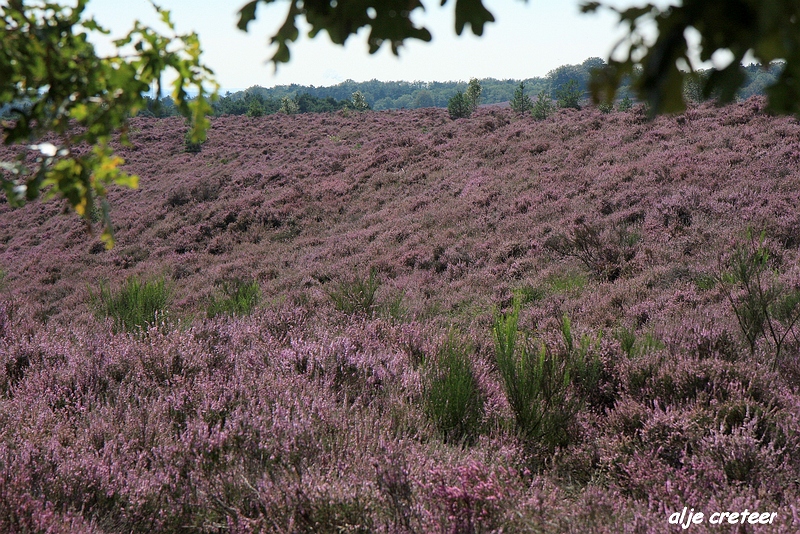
[559,314,607,411]
[492,300,576,449]
[556,79,582,110]
[545,271,587,294]
[509,82,533,116]
[545,222,641,282]
[618,95,634,112]
[531,90,553,120]
[597,101,614,114]
[279,96,299,115]
[207,278,261,318]
[465,78,482,112]
[716,229,800,367]
[184,133,203,153]
[246,99,266,117]
[90,277,170,333]
[351,91,370,111]
[379,291,408,322]
[327,269,381,317]
[447,91,472,120]
[424,335,484,444]
[614,326,665,358]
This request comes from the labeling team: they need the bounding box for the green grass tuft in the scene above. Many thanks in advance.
[90,276,170,333]
[207,278,261,318]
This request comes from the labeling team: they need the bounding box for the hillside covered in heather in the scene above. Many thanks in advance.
[1,100,800,532]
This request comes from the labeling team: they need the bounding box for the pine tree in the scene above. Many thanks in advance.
[448,91,472,119]
[531,91,553,120]
[509,82,533,116]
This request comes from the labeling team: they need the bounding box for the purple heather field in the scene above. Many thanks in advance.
[1,99,800,532]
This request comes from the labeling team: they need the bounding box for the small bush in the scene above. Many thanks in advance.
[546,271,587,293]
[465,78,482,112]
[424,335,484,444]
[492,300,576,449]
[184,134,203,153]
[207,278,261,318]
[531,90,553,120]
[448,91,472,120]
[545,222,641,282]
[327,269,381,317]
[89,277,170,333]
[618,95,633,111]
[351,91,370,111]
[246,99,266,117]
[614,326,665,358]
[556,79,583,110]
[597,101,614,114]
[509,82,533,116]
[279,96,299,115]
[716,229,800,367]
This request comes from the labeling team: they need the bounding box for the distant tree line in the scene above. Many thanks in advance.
[5,56,778,122]
[206,58,781,116]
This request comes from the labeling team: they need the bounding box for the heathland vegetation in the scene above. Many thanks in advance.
[1,97,800,531]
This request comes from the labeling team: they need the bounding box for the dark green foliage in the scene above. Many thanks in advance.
[246,99,266,117]
[424,335,484,444]
[716,229,800,367]
[327,269,381,317]
[89,277,170,333]
[207,279,261,318]
[351,91,370,111]
[1,0,215,248]
[492,300,576,449]
[184,132,204,153]
[509,82,533,116]
[617,95,634,112]
[531,90,553,120]
[465,78,482,112]
[447,91,472,120]
[556,79,583,110]
[559,314,607,412]
[582,2,800,116]
[598,101,614,113]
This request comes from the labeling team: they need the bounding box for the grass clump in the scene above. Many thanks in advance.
[424,334,484,445]
[614,326,665,358]
[493,302,598,449]
[546,271,587,293]
[327,269,381,317]
[90,276,169,333]
[207,278,261,318]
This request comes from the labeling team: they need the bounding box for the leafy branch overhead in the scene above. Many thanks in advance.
[240,0,800,117]
[236,0,494,63]
[0,0,218,248]
[581,1,800,115]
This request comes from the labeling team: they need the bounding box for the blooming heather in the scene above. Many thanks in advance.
[0,99,799,531]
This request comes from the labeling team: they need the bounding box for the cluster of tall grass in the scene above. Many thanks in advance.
[88,277,170,333]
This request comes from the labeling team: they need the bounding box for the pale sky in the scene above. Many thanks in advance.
[84,0,677,91]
